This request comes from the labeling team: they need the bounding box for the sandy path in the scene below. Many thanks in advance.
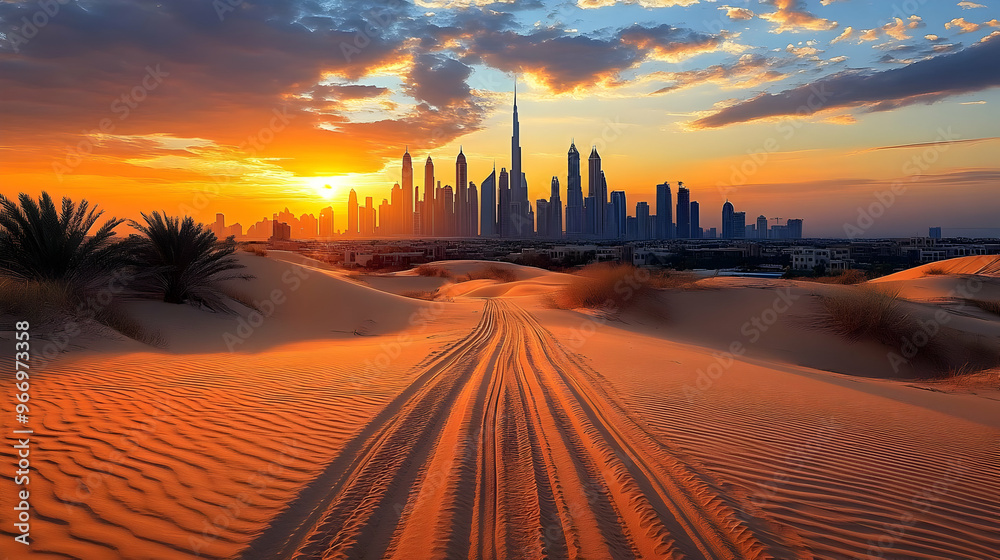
[242,300,769,560]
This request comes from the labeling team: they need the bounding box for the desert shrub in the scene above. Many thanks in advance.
[400,290,437,300]
[0,192,128,288]
[243,244,268,257]
[968,298,1000,317]
[459,265,518,283]
[553,263,650,310]
[414,264,452,278]
[129,212,252,311]
[821,285,913,346]
[646,269,700,290]
[799,269,869,285]
[0,277,76,327]
[92,302,164,347]
[923,266,947,275]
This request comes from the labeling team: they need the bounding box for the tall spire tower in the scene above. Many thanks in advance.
[510,77,528,236]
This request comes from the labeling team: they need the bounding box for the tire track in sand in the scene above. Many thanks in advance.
[242,299,773,559]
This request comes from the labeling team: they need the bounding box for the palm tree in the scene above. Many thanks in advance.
[0,192,127,286]
[129,212,252,310]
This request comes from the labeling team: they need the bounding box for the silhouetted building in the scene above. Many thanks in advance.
[481,166,496,236]
[402,148,413,234]
[498,167,510,237]
[456,148,468,236]
[722,200,735,239]
[549,176,563,238]
[423,156,435,236]
[348,189,359,236]
[610,190,627,239]
[588,147,605,237]
[733,211,746,238]
[319,206,334,237]
[757,215,768,239]
[636,201,651,240]
[675,183,690,238]
[566,141,584,235]
[690,200,700,239]
[656,182,672,239]
[469,182,479,237]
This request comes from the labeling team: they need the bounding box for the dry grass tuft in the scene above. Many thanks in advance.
[92,303,165,348]
[458,265,519,283]
[400,290,437,300]
[804,269,869,285]
[923,265,947,276]
[967,298,1000,317]
[0,277,76,328]
[821,285,913,346]
[414,264,452,278]
[248,245,268,257]
[552,263,652,311]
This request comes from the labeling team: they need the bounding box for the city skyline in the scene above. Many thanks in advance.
[3,1,999,239]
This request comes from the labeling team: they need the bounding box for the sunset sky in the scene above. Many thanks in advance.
[1,0,998,237]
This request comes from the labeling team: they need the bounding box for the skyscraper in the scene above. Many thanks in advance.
[690,200,700,239]
[319,206,334,237]
[390,183,402,235]
[757,215,768,239]
[441,184,455,236]
[566,142,583,235]
[549,176,563,238]
[636,201,651,240]
[480,166,496,236]
[469,182,478,237]
[402,148,413,234]
[456,148,468,236]
[423,156,434,236]
[610,190,627,239]
[498,167,510,237]
[722,200,734,239]
[588,147,604,236]
[511,81,530,237]
[655,181,672,239]
[733,211,746,238]
[536,199,548,239]
[348,188,359,236]
[676,182,690,238]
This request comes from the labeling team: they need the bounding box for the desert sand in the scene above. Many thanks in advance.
[2,255,999,559]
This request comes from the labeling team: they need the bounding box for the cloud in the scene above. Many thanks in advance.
[758,0,838,33]
[651,54,789,93]
[944,17,1000,34]
[830,26,853,44]
[690,33,1000,128]
[720,5,754,20]
[882,16,924,41]
[576,0,700,8]
[958,1,987,8]
[786,43,821,58]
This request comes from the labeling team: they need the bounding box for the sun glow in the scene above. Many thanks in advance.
[302,176,344,200]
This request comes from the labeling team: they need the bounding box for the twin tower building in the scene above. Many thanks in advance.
[346,87,693,239]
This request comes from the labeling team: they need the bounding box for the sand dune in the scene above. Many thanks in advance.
[120,254,432,353]
[3,257,999,559]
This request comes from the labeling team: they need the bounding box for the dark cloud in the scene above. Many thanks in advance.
[407,53,472,108]
[691,33,1000,129]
